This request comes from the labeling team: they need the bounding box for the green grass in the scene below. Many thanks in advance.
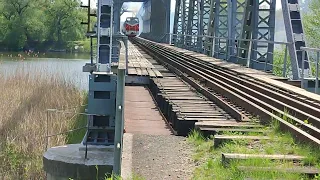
[68,168,145,180]
[104,173,145,180]
[188,121,320,180]
[67,94,88,144]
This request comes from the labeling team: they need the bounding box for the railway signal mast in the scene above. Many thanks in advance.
[43,0,127,179]
[81,0,127,177]
[82,0,116,148]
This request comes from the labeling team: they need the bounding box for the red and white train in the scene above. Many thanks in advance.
[122,17,139,37]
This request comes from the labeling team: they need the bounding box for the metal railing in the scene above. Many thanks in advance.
[113,39,126,176]
[301,47,320,93]
[45,106,88,151]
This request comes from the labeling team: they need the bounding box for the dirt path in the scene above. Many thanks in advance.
[132,134,195,180]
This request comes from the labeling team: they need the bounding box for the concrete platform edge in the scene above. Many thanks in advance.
[121,133,133,180]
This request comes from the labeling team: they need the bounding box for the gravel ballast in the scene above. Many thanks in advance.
[131,134,195,180]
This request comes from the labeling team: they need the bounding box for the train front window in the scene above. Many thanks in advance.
[132,18,138,24]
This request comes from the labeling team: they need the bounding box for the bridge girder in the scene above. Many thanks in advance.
[171,0,309,79]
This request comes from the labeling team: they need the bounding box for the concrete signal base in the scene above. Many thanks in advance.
[43,144,114,180]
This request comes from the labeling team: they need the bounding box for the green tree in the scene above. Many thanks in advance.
[0,0,49,50]
[304,0,320,48]
[0,0,31,49]
[45,0,86,49]
[0,0,88,51]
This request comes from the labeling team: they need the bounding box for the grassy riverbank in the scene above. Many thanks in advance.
[0,68,86,179]
[188,121,320,179]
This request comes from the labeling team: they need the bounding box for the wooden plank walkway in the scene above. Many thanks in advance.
[124,86,172,135]
[126,41,163,78]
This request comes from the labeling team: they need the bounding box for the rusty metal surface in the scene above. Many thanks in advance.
[167,41,320,104]
[148,69,240,135]
[136,40,250,122]
[133,37,320,147]
[124,86,173,135]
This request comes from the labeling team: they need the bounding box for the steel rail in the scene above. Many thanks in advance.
[175,49,320,113]
[168,44,320,109]
[138,39,320,126]
[148,43,320,129]
[132,37,320,147]
[138,39,248,122]
[138,40,320,139]
[230,74,320,110]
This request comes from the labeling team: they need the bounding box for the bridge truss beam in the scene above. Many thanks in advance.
[173,0,189,46]
[238,0,276,71]
[281,0,310,79]
[204,0,216,56]
[172,0,308,79]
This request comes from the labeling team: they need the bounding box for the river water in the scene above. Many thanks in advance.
[0,52,91,91]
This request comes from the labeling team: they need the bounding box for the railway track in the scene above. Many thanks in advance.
[131,37,320,148]
[134,44,257,136]
[149,71,240,136]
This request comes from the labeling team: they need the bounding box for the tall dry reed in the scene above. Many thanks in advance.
[0,65,85,179]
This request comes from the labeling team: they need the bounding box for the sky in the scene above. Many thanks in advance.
[80,1,143,21]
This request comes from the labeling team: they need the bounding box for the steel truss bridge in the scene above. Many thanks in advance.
[139,0,313,81]
[42,0,320,179]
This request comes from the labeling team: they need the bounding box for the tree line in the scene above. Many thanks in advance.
[304,0,320,48]
[0,0,318,52]
[0,0,90,51]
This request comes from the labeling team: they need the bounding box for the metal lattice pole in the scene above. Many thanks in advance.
[214,0,228,59]
[227,0,245,62]
[250,0,276,71]
[173,0,182,44]
[238,0,257,66]
[198,0,204,52]
[205,0,216,56]
[186,0,196,49]
[281,0,310,80]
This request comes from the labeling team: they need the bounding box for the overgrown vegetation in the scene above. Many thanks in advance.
[0,67,86,179]
[273,46,320,78]
[0,0,95,52]
[66,97,88,144]
[272,47,291,77]
[272,0,320,78]
[304,0,320,49]
[104,174,145,180]
[68,167,146,180]
[188,121,320,179]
